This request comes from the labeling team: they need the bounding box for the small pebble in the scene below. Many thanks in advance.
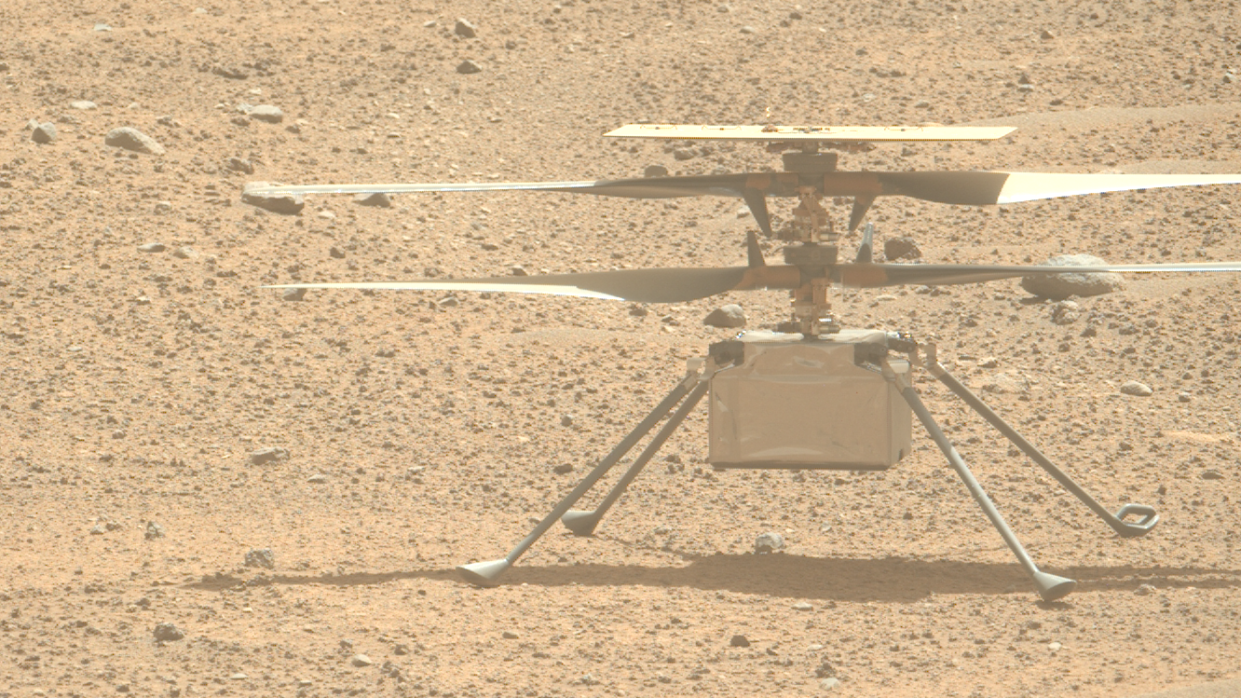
[454,18,478,38]
[31,122,57,144]
[244,549,275,569]
[729,634,750,647]
[754,531,785,554]
[105,127,166,155]
[792,601,813,611]
[1120,381,1153,397]
[351,654,373,667]
[138,242,166,253]
[248,105,284,123]
[153,623,185,641]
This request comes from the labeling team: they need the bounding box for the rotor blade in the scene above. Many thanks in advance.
[245,174,753,200]
[265,267,752,304]
[838,262,1241,288]
[878,172,1241,206]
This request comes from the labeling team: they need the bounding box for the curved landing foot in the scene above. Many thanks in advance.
[1033,571,1077,602]
[560,510,602,537]
[456,559,510,587]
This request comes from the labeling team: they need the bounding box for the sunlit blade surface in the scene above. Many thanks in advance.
[244,175,752,199]
[879,172,1241,206]
[604,124,1017,142]
[250,171,1241,207]
[842,262,1241,288]
[266,267,751,304]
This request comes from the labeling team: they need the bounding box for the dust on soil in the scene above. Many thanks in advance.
[2,1,1240,697]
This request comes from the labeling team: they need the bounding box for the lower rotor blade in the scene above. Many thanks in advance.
[245,174,751,200]
[840,262,1241,288]
[266,267,751,304]
[879,172,1241,206]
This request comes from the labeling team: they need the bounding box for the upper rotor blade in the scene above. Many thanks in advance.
[266,267,751,304]
[245,174,751,200]
[840,262,1241,288]
[879,172,1241,206]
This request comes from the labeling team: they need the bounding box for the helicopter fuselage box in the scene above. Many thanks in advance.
[708,330,911,470]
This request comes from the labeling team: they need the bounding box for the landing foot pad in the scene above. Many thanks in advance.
[456,559,510,587]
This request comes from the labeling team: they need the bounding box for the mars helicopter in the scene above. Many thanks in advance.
[246,124,1241,601]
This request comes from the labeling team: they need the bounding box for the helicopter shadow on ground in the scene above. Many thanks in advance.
[188,554,1241,603]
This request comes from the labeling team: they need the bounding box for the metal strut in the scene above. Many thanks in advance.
[879,358,1077,602]
[457,361,706,587]
[921,344,1158,538]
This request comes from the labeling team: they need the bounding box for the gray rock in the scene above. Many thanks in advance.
[1050,300,1081,325]
[644,164,669,178]
[1201,469,1224,480]
[672,147,695,161]
[137,242,166,253]
[884,236,922,260]
[509,265,528,277]
[248,447,290,465]
[1134,583,1156,596]
[31,122,57,143]
[145,522,166,540]
[70,100,97,110]
[454,18,478,38]
[552,463,574,475]
[703,304,746,328]
[242,182,305,215]
[153,623,185,641]
[353,192,392,207]
[244,548,275,569]
[227,157,255,174]
[249,105,284,124]
[212,65,248,80]
[754,531,785,554]
[105,127,166,155]
[456,60,483,74]
[350,654,373,667]
[282,287,307,302]
[437,296,459,308]
[1021,254,1123,300]
[1120,380,1153,397]
[729,634,750,647]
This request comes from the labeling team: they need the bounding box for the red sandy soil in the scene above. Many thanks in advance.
[2,1,1240,697]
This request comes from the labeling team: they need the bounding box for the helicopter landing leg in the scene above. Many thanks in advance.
[457,360,706,587]
[921,344,1158,539]
[561,379,709,536]
[879,359,1077,603]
